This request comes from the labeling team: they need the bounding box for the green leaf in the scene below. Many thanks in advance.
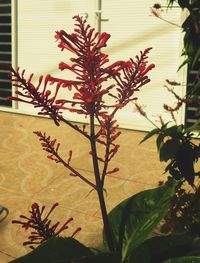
[164,256,200,263]
[167,0,177,8]
[161,122,170,132]
[177,58,190,71]
[185,121,200,133]
[140,128,159,144]
[156,125,184,151]
[178,0,190,9]
[9,237,92,263]
[164,125,184,138]
[104,182,176,261]
[192,47,200,68]
[159,139,180,162]
[129,234,194,263]
[175,143,196,186]
[156,133,165,150]
[52,252,121,263]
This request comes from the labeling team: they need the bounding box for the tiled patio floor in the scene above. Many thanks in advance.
[0,112,166,262]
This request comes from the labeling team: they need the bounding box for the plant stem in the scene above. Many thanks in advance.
[89,113,115,252]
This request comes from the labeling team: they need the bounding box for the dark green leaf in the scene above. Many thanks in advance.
[104,182,176,261]
[160,139,180,162]
[185,122,200,133]
[169,166,183,180]
[156,133,165,150]
[167,0,177,8]
[140,128,160,144]
[178,0,190,9]
[192,48,200,68]
[9,237,92,263]
[178,58,190,71]
[175,143,196,185]
[164,256,200,263]
[161,122,170,132]
[129,234,194,263]
[165,125,184,138]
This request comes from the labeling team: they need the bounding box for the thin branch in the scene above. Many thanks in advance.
[52,150,97,190]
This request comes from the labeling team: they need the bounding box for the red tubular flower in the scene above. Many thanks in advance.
[12,203,81,249]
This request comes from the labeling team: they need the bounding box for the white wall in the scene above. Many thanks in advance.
[3,0,186,131]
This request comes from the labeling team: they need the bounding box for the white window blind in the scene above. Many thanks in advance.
[101,0,186,130]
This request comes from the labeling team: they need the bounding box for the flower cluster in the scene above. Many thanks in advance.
[12,203,81,249]
[9,15,154,121]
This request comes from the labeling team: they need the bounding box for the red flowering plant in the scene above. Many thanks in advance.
[8,16,181,263]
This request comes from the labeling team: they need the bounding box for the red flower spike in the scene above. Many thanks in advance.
[105,48,155,110]
[33,131,63,163]
[8,67,62,126]
[12,203,80,249]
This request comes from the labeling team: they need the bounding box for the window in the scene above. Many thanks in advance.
[0,0,12,107]
[185,62,200,128]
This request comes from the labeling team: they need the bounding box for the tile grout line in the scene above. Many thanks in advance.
[0,250,16,260]
[74,167,160,187]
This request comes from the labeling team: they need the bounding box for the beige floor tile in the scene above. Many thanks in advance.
[0,155,59,196]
